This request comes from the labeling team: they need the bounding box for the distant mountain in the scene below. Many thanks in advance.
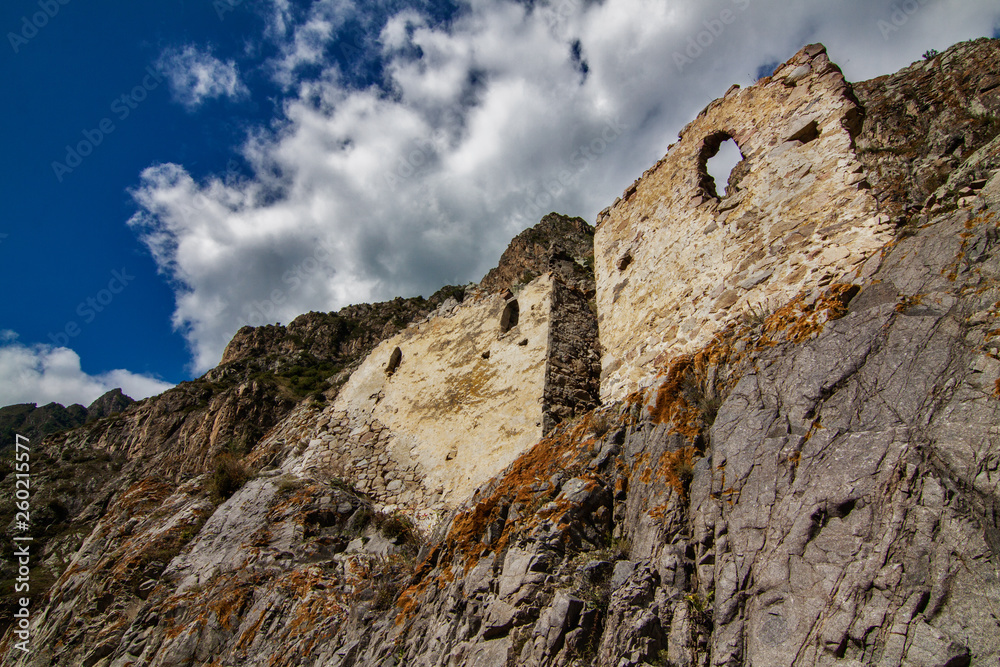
[0,388,134,449]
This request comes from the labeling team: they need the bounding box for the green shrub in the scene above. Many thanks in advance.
[376,512,417,543]
[208,454,250,502]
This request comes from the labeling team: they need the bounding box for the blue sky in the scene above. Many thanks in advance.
[2,0,999,408]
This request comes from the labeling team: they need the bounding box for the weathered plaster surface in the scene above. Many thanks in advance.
[286,277,554,525]
[595,44,893,400]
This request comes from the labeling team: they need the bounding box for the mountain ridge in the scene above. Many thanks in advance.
[0,388,134,452]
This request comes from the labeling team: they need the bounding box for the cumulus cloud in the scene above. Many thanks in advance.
[157,45,249,110]
[0,333,175,407]
[268,0,355,87]
[130,0,1000,374]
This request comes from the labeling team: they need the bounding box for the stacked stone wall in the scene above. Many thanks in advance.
[263,278,553,529]
[594,44,894,401]
[541,278,601,432]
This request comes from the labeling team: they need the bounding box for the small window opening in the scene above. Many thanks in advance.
[386,347,402,375]
[786,119,820,145]
[500,299,519,334]
[700,132,747,200]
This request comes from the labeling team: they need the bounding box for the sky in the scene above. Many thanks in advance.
[1,0,999,409]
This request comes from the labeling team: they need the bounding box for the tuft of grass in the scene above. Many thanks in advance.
[742,300,772,330]
[591,535,631,562]
[349,506,375,535]
[695,393,723,430]
[589,411,614,438]
[375,511,418,545]
[208,454,250,502]
[275,475,305,494]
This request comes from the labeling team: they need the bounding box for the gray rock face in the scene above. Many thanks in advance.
[692,204,1000,666]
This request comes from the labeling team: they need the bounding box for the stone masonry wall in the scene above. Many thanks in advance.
[279,277,556,528]
[594,43,894,401]
[248,271,601,531]
[541,278,601,432]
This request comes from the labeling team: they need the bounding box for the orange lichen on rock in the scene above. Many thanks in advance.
[397,412,608,625]
[235,607,269,652]
[646,351,721,442]
[761,283,859,344]
[658,446,697,498]
[268,483,321,522]
[647,357,696,431]
[117,478,174,515]
[894,294,924,313]
[208,579,254,632]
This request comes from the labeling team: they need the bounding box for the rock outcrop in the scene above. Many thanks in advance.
[853,39,1000,219]
[3,37,1000,667]
[480,213,596,294]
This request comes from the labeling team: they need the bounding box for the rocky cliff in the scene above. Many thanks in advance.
[3,38,1000,667]
[480,213,596,295]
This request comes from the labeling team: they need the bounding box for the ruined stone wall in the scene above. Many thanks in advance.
[247,272,602,529]
[279,276,556,525]
[594,44,894,401]
[541,278,601,431]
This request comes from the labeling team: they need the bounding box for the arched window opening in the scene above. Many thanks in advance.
[386,347,402,375]
[500,299,519,334]
[699,132,748,200]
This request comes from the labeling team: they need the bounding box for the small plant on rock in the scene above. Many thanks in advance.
[589,411,614,438]
[208,453,250,502]
[741,300,772,330]
[375,511,418,545]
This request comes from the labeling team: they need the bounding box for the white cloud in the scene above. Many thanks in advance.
[157,45,249,110]
[131,0,1000,374]
[0,335,174,407]
[269,0,355,87]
